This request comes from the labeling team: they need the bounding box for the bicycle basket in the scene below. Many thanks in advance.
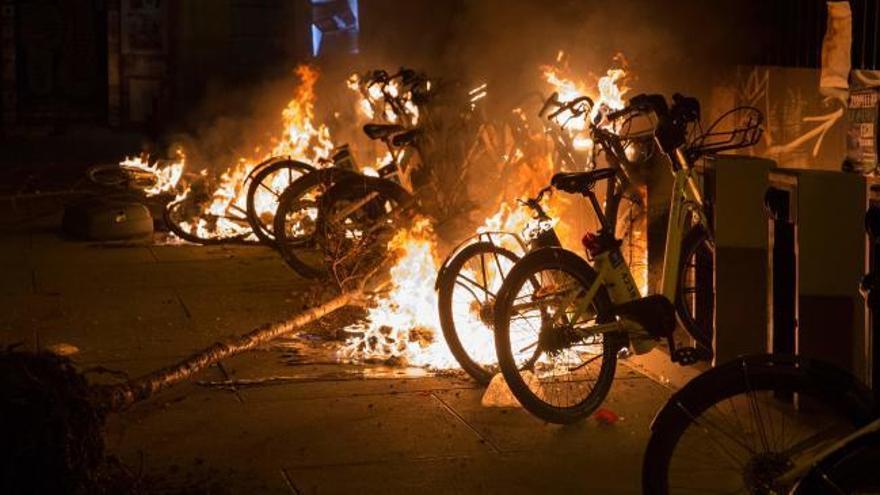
[687,106,763,158]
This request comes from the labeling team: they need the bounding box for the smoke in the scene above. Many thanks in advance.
[152,1,758,244]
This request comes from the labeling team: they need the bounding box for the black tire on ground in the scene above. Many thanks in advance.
[437,241,520,385]
[245,158,314,246]
[642,354,876,495]
[493,247,626,424]
[315,175,413,282]
[163,199,250,245]
[674,225,714,352]
[273,167,358,279]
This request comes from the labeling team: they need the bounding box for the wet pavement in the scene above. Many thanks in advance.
[0,220,671,494]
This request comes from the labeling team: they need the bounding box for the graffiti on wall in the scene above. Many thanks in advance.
[735,66,846,170]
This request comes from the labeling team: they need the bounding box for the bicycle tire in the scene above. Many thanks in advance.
[274,167,357,279]
[793,428,880,493]
[642,354,876,495]
[674,225,714,352]
[494,247,626,424]
[437,241,520,385]
[245,158,314,246]
[163,198,250,245]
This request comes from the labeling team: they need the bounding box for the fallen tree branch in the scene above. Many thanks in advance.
[96,256,396,412]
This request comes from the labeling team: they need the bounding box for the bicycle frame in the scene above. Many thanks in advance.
[540,141,709,348]
[659,148,710,301]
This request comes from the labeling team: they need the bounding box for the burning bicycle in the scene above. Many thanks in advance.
[159,65,335,245]
[491,93,763,423]
[272,68,430,280]
[434,90,650,385]
[273,68,551,285]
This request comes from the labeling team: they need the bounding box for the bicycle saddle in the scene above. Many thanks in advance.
[363,124,405,140]
[551,168,616,194]
[391,129,420,147]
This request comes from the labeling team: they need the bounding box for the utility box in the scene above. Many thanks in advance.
[796,171,867,379]
[711,156,773,364]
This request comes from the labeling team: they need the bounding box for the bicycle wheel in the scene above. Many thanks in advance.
[642,354,876,494]
[675,225,714,352]
[316,175,413,283]
[493,247,626,424]
[274,168,356,279]
[87,163,158,190]
[793,429,880,493]
[437,241,520,385]
[245,158,314,246]
[163,197,250,245]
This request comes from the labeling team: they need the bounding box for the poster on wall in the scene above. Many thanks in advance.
[846,71,880,175]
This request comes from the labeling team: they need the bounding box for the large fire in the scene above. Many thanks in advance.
[160,65,335,241]
[338,56,641,369]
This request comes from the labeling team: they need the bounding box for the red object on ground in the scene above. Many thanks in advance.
[593,408,620,425]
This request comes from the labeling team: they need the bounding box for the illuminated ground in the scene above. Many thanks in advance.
[0,218,671,494]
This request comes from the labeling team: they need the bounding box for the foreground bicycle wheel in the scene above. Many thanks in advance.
[494,247,626,424]
[437,241,520,385]
[642,354,875,494]
[244,158,314,246]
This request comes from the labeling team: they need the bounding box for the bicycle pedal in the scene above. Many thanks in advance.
[671,347,701,366]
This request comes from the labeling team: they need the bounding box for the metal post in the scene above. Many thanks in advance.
[765,186,797,355]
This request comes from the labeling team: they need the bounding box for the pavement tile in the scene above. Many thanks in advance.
[0,293,63,349]
[431,372,668,455]
[28,234,156,265]
[176,285,309,340]
[0,264,33,295]
[236,390,494,466]
[283,449,642,495]
[149,243,278,262]
[0,233,29,266]
[42,287,195,363]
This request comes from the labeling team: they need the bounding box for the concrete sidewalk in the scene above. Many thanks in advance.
[0,226,671,494]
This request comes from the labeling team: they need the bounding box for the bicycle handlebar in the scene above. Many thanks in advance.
[540,93,595,121]
[517,185,554,218]
[606,93,670,121]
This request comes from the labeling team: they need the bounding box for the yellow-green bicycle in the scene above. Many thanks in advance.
[493,93,762,423]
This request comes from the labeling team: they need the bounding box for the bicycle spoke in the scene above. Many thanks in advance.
[479,252,488,303]
[258,181,281,198]
[455,273,496,298]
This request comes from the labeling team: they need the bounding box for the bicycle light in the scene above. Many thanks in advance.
[582,231,602,258]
